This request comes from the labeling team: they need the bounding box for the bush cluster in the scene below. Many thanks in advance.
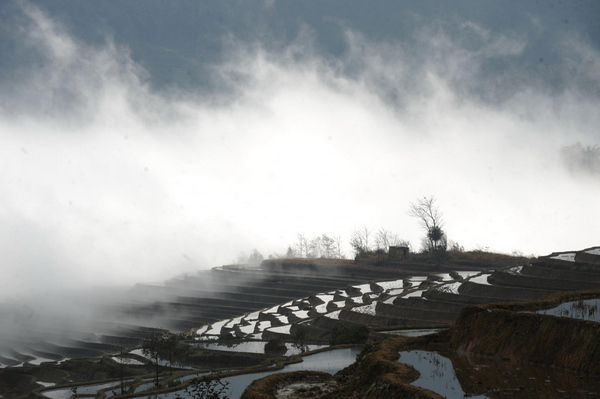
[329,324,369,345]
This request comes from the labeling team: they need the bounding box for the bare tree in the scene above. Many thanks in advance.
[235,249,264,264]
[350,227,371,256]
[285,245,297,258]
[290,234,343,259]
[375,228,411,254]
[375,228,389,250]
[247,249,263,264]
[307,236,322,258]
[409,196,446,252]
[162,332,179,374]
[142,330,162,387]
[295,234,310,258]
[397,239,412,251]
[375,228,405,250]
[320,235,336,258]
[117,346,127,395]
[448,240,464,252]
[333,235,345,259]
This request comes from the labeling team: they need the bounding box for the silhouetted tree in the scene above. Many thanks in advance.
[330,324,369,345]
[295,234,310,258]
[285,245,297,258]
[292,325,309,353]
[162,332,180,374]
[236,249,264,264]
[307,236,322,258]
[116,346,127,395]
[448,240,464,252]
[142,330,162,386]
[333,234,345,259]
[264,338,287,354]
[291,234,343,259]
[350,227,371,256]
[247,249,263,264]
[374,228,408,251]
[319,234,336,258]
[409,196,446,252]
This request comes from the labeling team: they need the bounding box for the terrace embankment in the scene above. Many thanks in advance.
[450,290,600,374]
[283,290,600,398]
[315,335,447,399]
[240,337,441,399]
[242,370,334,399]
[262,251,528,276]
[5,247,599,398]
[212,248,600,343]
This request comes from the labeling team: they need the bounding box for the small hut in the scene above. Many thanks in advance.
[388,246,409,260]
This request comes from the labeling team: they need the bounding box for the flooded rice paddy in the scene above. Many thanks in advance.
[42,380,134,399]
[41,347,360,399]
[398,350,600,398]
[382,328,441,337]
[399,350,488,398]
[535,299,600,322]
[137,347,359,399]
[129,349,196,369]
[194,271,486,342]
[197,341,327,355]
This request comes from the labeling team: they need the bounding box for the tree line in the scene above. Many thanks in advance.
[237,196,458,263]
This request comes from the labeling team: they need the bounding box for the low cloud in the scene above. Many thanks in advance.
[1,3,599,302]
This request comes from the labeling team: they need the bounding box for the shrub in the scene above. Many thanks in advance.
[264,338,287,354]
[168,379,182,388]
[330,324,369,345]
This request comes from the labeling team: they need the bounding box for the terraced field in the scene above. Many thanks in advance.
[194,247,600,344]
[1,247,599,398]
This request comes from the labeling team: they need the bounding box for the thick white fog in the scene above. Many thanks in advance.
[1,3,599,300]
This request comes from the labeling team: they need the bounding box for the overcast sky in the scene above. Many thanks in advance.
[0,1,599,300]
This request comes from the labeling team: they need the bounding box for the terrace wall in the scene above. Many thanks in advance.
[487,270,598,291]
[450,301,600,374]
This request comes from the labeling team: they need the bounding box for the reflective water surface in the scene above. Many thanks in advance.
[43,347,359,399]
[399,350,488,399]
[382,328,441,337]
[197,341,327,355]
[399,350,600,398]
[139,347,360,399]
[536,299,600,322]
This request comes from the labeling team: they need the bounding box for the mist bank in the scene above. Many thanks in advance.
[0,2,599,299]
